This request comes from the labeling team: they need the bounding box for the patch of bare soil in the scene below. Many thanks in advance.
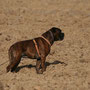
[0,0,90,90]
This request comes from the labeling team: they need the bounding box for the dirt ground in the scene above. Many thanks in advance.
[0,0,90,90]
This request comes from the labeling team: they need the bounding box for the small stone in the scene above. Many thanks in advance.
[34,86,41,90]
[0,33,2,35]
[5,35,11,41]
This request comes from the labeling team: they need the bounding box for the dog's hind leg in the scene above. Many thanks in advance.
[11,56,21,72]
[6,48,22,72]
[7,57,21,72]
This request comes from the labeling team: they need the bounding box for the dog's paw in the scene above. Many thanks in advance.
[6,65,11,72]
[36,69,43,74]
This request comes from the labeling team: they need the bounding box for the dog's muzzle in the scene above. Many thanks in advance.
[60,33,64,40]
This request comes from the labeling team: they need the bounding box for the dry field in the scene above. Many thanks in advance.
[0,0,90,90]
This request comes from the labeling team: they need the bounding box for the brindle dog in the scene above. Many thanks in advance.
[6,27,64,74]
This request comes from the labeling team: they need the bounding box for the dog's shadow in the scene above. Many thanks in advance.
[15,60,67,72]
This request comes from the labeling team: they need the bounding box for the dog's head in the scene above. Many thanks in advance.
[50,27,64,41]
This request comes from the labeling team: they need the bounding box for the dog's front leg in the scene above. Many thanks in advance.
[36,57,46,74]
[36,59,42,74]
[41,57,46,72]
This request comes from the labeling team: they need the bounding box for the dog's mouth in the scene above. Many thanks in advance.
[59,33,64,40]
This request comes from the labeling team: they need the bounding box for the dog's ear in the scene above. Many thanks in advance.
[50,27,57,33]
[51,27,62,33]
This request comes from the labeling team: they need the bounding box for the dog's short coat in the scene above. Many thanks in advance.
[6,27,64,74]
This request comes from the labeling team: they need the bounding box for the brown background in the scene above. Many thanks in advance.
[0,0,90,90]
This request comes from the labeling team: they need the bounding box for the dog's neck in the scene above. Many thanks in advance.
[42,31,54,46]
